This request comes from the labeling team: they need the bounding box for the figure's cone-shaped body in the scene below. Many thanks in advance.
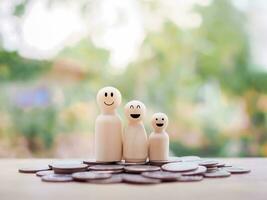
[95,86,122,162]
[149,113,169,161]
[123,100,148,163]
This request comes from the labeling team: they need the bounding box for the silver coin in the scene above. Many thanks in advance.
[124,165,160,173]
[204,169,231,178]
[52,163,88,174]
[123,174,161,184]
[117,160,148,166]
[72,172,111,181]
[199,159,219,167]
[88,174,123,184]
[93,170,124,174]
[19,166,51,173]
[42,174,73,182]
[177,175,203,182]
[162,162,198,172]
[49,160,83,168]
[182,166,207,176]
[223,167,251,174]
[36,170,54,177]
[89,164,124,171]
[142,171,181,181]
[83,159,117,165]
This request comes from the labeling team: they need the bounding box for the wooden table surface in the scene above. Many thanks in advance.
[0,158,266,200]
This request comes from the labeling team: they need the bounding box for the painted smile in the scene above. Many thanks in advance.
[104,101,114,106]
[130,114,140,119]
[156,123,164,127]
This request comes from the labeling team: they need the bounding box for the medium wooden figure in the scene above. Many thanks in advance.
[95,86,123,162]
[149,113,169,161]
[123,100,148,163]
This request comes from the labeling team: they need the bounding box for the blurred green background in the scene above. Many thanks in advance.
[0,0,267,158]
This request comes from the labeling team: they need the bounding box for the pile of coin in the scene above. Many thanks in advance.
[18,156,251,184]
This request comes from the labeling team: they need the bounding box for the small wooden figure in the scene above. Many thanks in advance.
[123,100,148,163]
[95,86,123,162]
[149,113,169,161]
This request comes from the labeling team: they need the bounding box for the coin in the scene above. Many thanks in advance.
[177,175,203,182]
[36,170,54,177]
[204,169,231,178]
[72,172,111,181]
[48,160,83,168]
[83,159,117,165]
[123,174,161,184]
[117,160,148,165]
[52,163,88,174]
[162,162,198,172]
[88,174,123,184]
[124,165,160,173]
[182,166,207,176]
[42,174,73,182]
[149,157,182,165]
[93,170,124,174]
[215,162,226,167]
[18,166,51,173]
[223,167,251,174]
[89,164,124,171]
[199,160,219,167]
[142,171,181,181]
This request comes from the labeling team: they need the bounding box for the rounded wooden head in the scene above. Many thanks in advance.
[97,86,121,112]
[151,112,168,132]
[124,100,146,122]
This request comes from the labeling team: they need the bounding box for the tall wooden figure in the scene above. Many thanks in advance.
[149,113,169,161]
[123,100,148,163]
[95,86,122,162]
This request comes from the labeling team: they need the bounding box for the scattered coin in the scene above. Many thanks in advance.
[93,170,124,174]
[215,162,226,167]
[117,160,148,165]
[177,175,203,182]
[199,160,219,167]
[124,165,160,173]
[123,174,161,184]
[223,167,251,174]
[204,169,231,178]
[42,174,73,182]
[83,159,117,165]
[36,170,54,177]
[182,166,207,176]
[206,167,218,173]
[19,166,51,174]
[52,164,88,174]
[149,157,182,165]
[88,174,123,184]
[49,160,83,168]
[142,171,181,181]
[181,156,201,162]
[72,172,111,181]
[89,164,124,171]
[162,162,198,172]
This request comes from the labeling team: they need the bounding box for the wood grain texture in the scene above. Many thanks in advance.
[0,158,266,200]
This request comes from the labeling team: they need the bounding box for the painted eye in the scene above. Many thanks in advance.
[104,92,108,97]
[156,118,158,121]
[111,92,114,97]
[162,118,164,120]
[137,105,141,109]
[130,105,134,109]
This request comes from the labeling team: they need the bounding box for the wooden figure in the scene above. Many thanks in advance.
[149,113,169,161]
[95,86,122,162]
[123,100,148,163]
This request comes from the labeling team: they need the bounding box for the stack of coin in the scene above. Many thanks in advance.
[18,156,251,184]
